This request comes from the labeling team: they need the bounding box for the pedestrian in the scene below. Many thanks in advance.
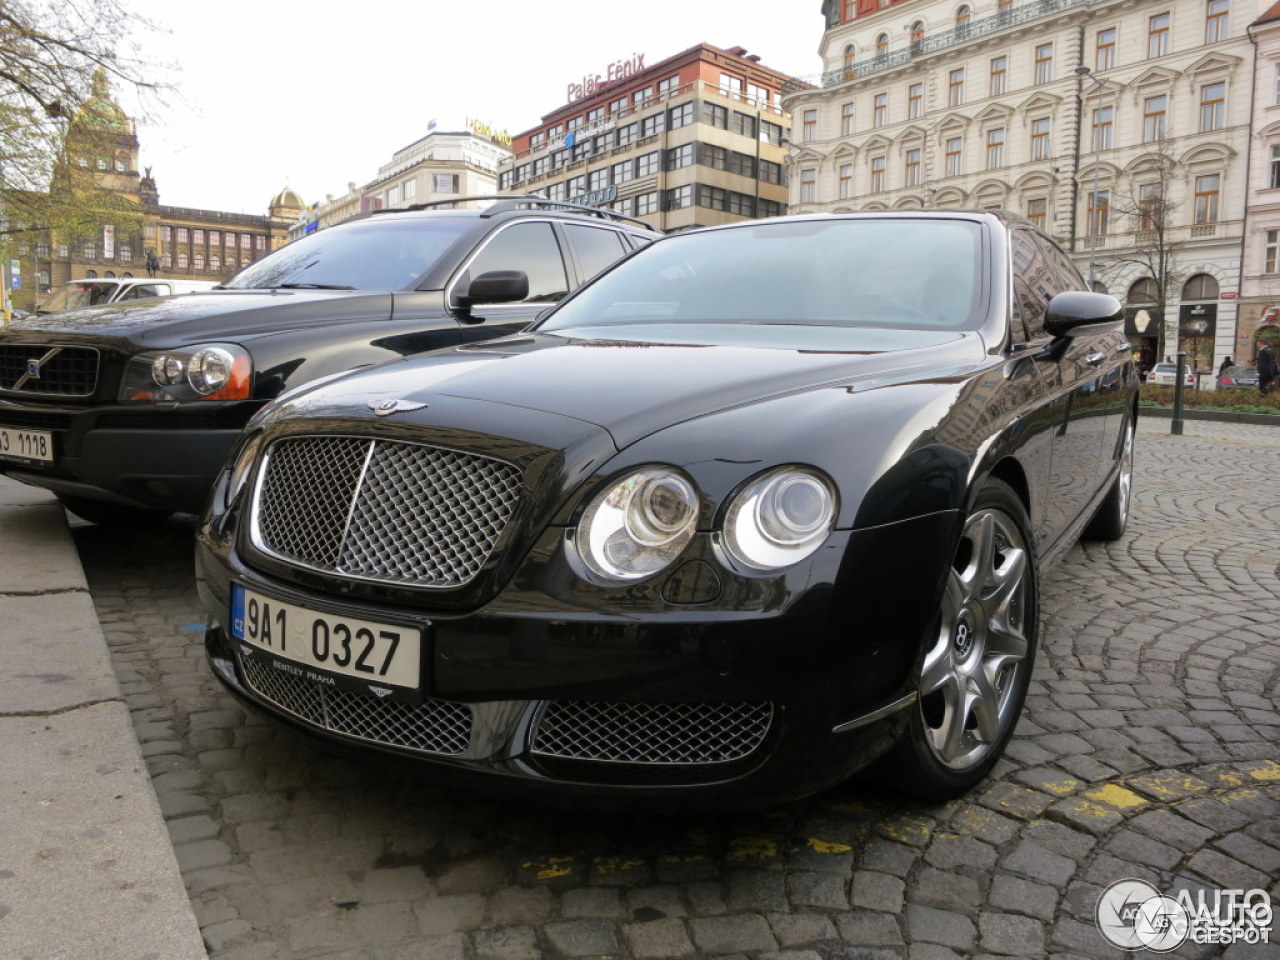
[1258,341,1279,394]
[1218,355,1233,377]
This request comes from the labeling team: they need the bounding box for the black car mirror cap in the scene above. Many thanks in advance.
[1044,291,1124,338]
[454,270,529,313]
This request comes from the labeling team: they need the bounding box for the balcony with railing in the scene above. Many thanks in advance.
[783,0,1096,93]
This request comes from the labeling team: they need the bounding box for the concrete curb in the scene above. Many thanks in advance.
[0,479,207,960]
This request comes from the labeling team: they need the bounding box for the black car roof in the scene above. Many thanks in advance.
[366,196,660,234]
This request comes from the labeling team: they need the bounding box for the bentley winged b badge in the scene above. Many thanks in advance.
[368,398,428,417]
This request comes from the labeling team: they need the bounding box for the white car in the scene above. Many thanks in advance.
[1145,362,1197,386]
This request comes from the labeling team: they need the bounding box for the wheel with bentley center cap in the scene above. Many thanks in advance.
[880,477,1038,800]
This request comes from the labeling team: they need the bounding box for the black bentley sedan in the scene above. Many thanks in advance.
[195,211,1137,808]
[0,198,658,524]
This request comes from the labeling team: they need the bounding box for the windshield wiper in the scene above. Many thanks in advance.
[273,282,357,290]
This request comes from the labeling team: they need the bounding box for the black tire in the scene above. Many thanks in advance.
[57,494,169,527]
[877,477,1039,801]
[1084,414,1135,541]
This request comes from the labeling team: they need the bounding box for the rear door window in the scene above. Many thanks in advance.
[562,225,629,286]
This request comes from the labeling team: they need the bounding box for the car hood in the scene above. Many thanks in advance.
[6,289,397,346]
[281,325,988,449]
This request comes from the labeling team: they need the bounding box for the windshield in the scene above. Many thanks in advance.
[39,281,119,313]
[539,218,984,335]
[225,217,474,291]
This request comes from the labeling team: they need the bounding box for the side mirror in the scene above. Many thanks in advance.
[1044,290,1123,338]
[455,270,529,311]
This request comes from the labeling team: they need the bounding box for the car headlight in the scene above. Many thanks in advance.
[119,343,252,402]
[577,467,699,581]
[722,467,837,571]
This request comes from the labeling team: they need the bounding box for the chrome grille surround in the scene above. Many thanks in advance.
[530,701,775,765]
[0,344,100,397]
[251,435,523,588]
[239,653,472,755]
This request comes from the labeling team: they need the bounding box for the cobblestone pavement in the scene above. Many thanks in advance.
[73,417,1280,960]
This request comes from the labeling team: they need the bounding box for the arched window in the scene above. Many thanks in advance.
[104,270,116,278]
[1182,273,1219,300]
[843,44,855,78]
[85,269,97,278]
[1127,277,1159,303]
[957,5,972,35]
[876,33,890,56]
[910,21,925,51]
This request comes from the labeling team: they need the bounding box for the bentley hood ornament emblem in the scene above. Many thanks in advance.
[368,398,428,417]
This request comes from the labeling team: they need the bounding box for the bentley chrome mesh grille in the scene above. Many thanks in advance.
[254,436,523,587]
[531,701,774,765]
[0,344,100,397]
[240,654,472,755]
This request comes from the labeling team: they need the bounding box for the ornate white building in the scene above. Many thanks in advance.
[1239,1,1280,358]
[783,0,1262,372]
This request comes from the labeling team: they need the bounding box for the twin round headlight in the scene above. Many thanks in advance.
[119,343,251,402]
[576,465,836,581]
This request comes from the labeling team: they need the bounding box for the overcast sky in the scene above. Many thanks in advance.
[116,0,826,215]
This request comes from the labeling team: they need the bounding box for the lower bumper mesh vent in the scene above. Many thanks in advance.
[531,700,774,765]
[240,654,471,755]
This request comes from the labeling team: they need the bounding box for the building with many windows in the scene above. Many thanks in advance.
[499,44,801,232]
[1239,1,1280,356]
[9,73,298,311]
[293,129,512,240]
[785,0,1260,373]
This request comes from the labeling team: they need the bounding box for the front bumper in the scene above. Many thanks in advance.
[0,399,258,511]
[195,509,959,807]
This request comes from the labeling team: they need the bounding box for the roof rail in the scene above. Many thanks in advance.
[371,194,656,230]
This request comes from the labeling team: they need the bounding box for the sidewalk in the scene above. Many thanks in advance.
[0,478,206,960]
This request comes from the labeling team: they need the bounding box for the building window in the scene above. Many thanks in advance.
[800,168,817,202]
[760,120,784,145]
[633,89,650,109]
[637,151,661,176]
[759,159,784,185]
[641,113,666,137]
[986,128,1005,168]
[1148,12,1171,58]
[1092,105,1114,151]
[176,227,189,243]
[635,192,658,216]
[873,92,888,127]
[990,56,1007,97]
[1096,28,1116,71]
[119,244,131,261]
[1200,82,1225,131]
[840,163,854,198]
[1027,197,1047,228]
[176,253,188,269]
[703,102,728,128]
[589,168,609,191]
[667,184,693,209]
[657,74,680,98]
[403,179,416,201]
[210,255,220,272]
[909,21,924,50]
[1035,43,1054,85]
[1194,173,1220,223]
[945,137,963,176]
[1266,230,1280,274]
[1206,0,1229,43]
[948,69,965,107]
[669,102,694,129]
[1143,95,1167,141]
[905,148,921,186]
[907,83,923,120]
[433,173,459,193]
[802,109,818,140]
[192,229,204,245]
[667,143,693,169]
[617,123,636,146]
[1031,117,1051,160]
[193,254,204,270]
[1271,144,1280,188]
[870,155,886,192]
[1139,182,1163,230]
[842,101,856,135]
[83,242,95,259]
[731,111,757,137]
[842,45,856,78]
[956,5,971,35]
[1088,190,1110,236]
[997,0,1013,21]
[876,33,889,57]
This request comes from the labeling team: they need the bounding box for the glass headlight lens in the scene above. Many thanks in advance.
[120,343,251,402]
[577,467,699,581]
[723,467,837,571]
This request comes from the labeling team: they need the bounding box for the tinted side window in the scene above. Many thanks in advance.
[1010,228,1053,342]
[564,225,628,284]
[463,222,569,303]
[119,284,163,300]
